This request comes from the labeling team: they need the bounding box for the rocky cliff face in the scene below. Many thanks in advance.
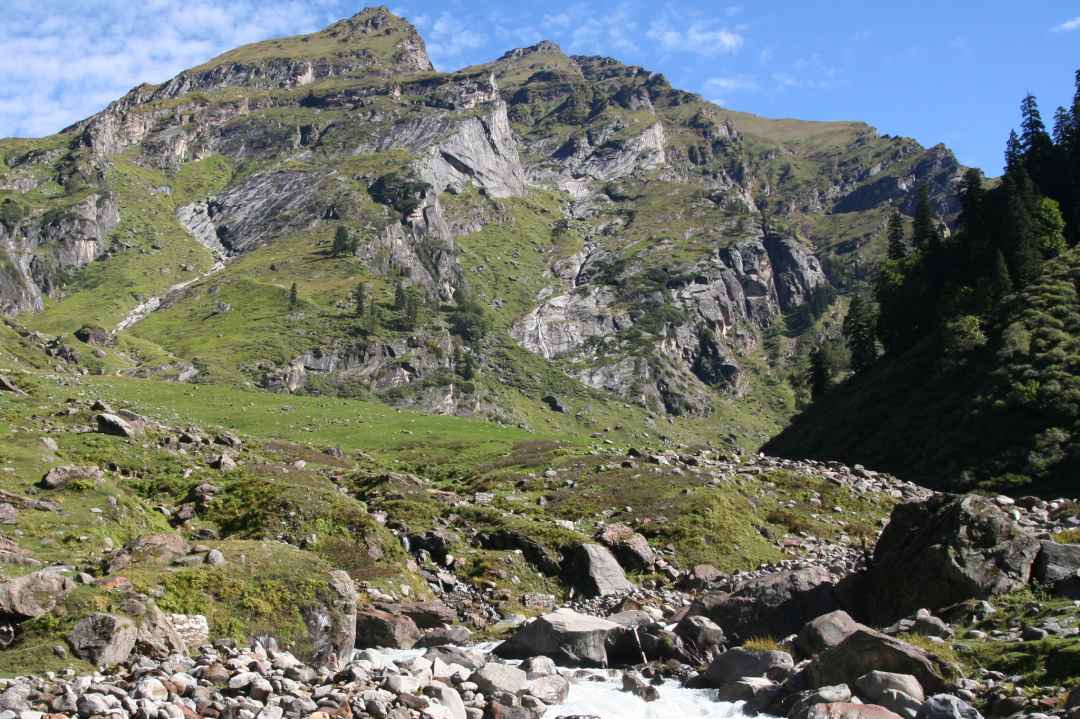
[0,7,967,422]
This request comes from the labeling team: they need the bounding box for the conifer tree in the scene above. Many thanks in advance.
[843,292,878,373]
[989,249,1013,303]
[886,206,907,260]
[1005,130,1023,172]
[911,184,936,250]
[332,226,351,257]
[393,281,407,311]
[288,282,298,308]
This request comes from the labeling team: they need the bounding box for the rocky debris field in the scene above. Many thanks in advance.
[0,420,1077,719]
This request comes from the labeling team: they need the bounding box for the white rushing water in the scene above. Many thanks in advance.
[543,669,756,719]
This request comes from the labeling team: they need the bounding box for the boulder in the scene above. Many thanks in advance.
[303,570,356,666]
[521,656,558,677]
[808,627,950,694]
[801,703,904,719]
[689,567,840,642]
[788,685,854,719]
[855,672,925,719]
[424,680,467,719]
[356,608,421,649]
[471,662,527,695]
[134,602,187,658]
[674,614,726,662]
[595,524,655,571]
[40,464,102,490]
[425,645,486,670]
[495,608,619,667]
[67,613,137,667]
[621,672,661,702]
[527,674,570,704]
[376,600,456,629]
[562,543,633,597]
[716,676,780,703]
[856,494,1039,623]
[797,610,860,659]
[0,569,75,619]
[96,411,145,438]
[915,695,984,719]
[702,647,794,688]
[1034,541,1080,584]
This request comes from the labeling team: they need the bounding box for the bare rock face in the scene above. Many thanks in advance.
[303,570,357,667]
[67,613,138,667]
[855,494,1040,624]
[414,92,528,199]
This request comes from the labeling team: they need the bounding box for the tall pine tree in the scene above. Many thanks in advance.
[886,206,907,260]
[911,184,936,251]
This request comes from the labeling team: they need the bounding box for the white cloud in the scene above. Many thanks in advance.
[704,75,757,93]
[1051,16,1080,32]
[0,0,334,139]
[646,18,744,55]
[425,12,487,68]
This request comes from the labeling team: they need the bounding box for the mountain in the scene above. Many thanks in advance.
[2,7,1080,708]
[0,6,965,449]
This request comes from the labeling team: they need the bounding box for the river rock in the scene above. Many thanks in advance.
[674,614,726,662]
[563,543,633,597]
[495,608,619,666]
[808,627,949,694]
[702,647,794,688]
[789,685,854,719]
[527,674,570,704]
[471,662,527,695]
[804,703,904,719]
[915,695,984,719]
[797,610,860,659]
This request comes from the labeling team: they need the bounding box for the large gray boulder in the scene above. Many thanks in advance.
[689,567,841,642]
[855,494,1039,624]
[470,662,527,695]
[702,647,794,688]
[796,610,860,659]
[0,569,75,619]
[674,614,726,662]
[495,608,619,667]
[355,607,420,649]
[563,543,633,597]
[808,627,950,694]
[855,672,925,719]
[67,613,137,667]
[1034,541,1080,584]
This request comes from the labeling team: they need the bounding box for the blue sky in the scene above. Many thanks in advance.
[2,1,1078,175]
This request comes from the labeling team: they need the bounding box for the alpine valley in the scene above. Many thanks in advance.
[0,7,1078,719]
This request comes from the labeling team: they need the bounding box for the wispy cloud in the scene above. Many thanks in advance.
[704,75,757,93]
[0,0,337,138]
[646,18,745,55]
[1051,16,1080,32]
[425,12,487,68]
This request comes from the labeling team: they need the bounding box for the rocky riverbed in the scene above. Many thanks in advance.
[0,473,1077,719]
